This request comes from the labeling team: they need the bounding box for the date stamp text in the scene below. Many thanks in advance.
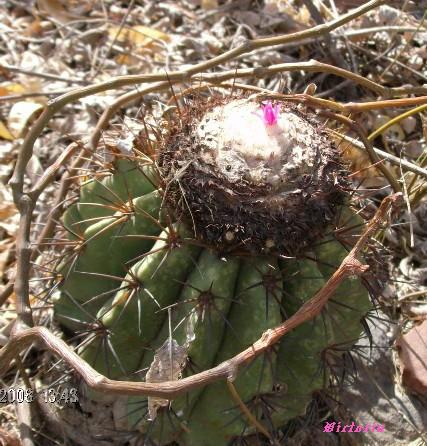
[0,387,79,405]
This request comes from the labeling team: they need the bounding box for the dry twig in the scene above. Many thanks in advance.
[0,194,402,399]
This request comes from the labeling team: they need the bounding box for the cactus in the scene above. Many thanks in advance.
[52,95,372,445]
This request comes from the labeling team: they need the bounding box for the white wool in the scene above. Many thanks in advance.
[196,99,318,189]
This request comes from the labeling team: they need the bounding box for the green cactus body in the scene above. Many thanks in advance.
[62,159,157,236]
[78,159,157,221]
[183,257,282,446]
[78,224,201,378]
[53,97,376,445]
[53,189,163,330]
[314,237,372,345]
[172,250,240,372]
[129,251,242,443]
[273,257,331,424]
[62,202,86,241]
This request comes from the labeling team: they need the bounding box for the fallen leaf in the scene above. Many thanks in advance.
[201,0,218,9]
[146,339,187,420]
[0,202,17,222]
[373,113,405,141]
[0,239,13,282]
[7,101,44,139]
[26,155,44,185]
[24,18,44,37]
[0,182,19,237]
[114,54,137,66]
[422,115,427,142]
[0,122,14,141]
[0,428,21,446]
[36,0,79,24]
[397,320,427,398]
[108,25,171,49]
[0,83,26,96]
[331,133,388,188]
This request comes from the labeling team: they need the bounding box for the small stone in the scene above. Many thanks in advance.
[397,320,427,398]
[401,116,417,135]
[408,54,424,70]
[377,5,399,24]
[405,141,424,159]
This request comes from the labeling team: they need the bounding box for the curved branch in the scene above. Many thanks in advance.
[0,194,401,399]
[89,60,427,150]
[7,0,388,328]
[9,0,386,198]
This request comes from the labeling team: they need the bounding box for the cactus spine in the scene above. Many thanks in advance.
[52,96,373,445]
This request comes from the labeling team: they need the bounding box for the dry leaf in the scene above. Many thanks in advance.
[109,25,171,65]
[0,201,17,222]
[7,101,44,139]
[24,18,44,37]
[0,83,26,96]
[36,0,79,24]
[373,114,405,141]
[114,54,137,66]
[397,320,427,396]
[401,116,417,135]
[331,133,388,188]
[108,25,171,49]
[0,122,14,141]
[294,5,311,25]
[0,239,13,282]
[201,0,218,10]
[0,428,21,446]
[0,183,19,237]
[146,339,187,420]
[422,115,427,142]
[26,155,44,185]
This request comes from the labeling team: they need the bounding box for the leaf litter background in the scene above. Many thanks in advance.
[0,0,427,445]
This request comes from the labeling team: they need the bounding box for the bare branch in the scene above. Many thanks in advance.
[9,0,388,199]
[0,194,402,399]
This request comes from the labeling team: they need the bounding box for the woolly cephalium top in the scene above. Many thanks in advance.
[159,96,348,255]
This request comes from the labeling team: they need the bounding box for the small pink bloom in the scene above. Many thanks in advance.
[261,101,280,126]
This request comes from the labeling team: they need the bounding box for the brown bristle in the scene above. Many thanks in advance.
[159,94,349,256]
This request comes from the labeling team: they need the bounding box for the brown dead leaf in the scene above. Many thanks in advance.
[0,122,14,141]
[109,25,171,66]
[0,239,13,282]
[24,18,44,37]
[339,140,373,172]
[7,101,44,139]
[0,428,21,446]
[146,339,187,420]
[397,320,427,397]
[0,202,17,222]
[36,0,80,24]
[114,54,137,66]
[201,0,218,9]
[0,83,26,96]
[109,25,171,49]
[331,134,388,188]
[0,183,19,237]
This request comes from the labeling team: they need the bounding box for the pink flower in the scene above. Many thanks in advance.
[261,101,280,126]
